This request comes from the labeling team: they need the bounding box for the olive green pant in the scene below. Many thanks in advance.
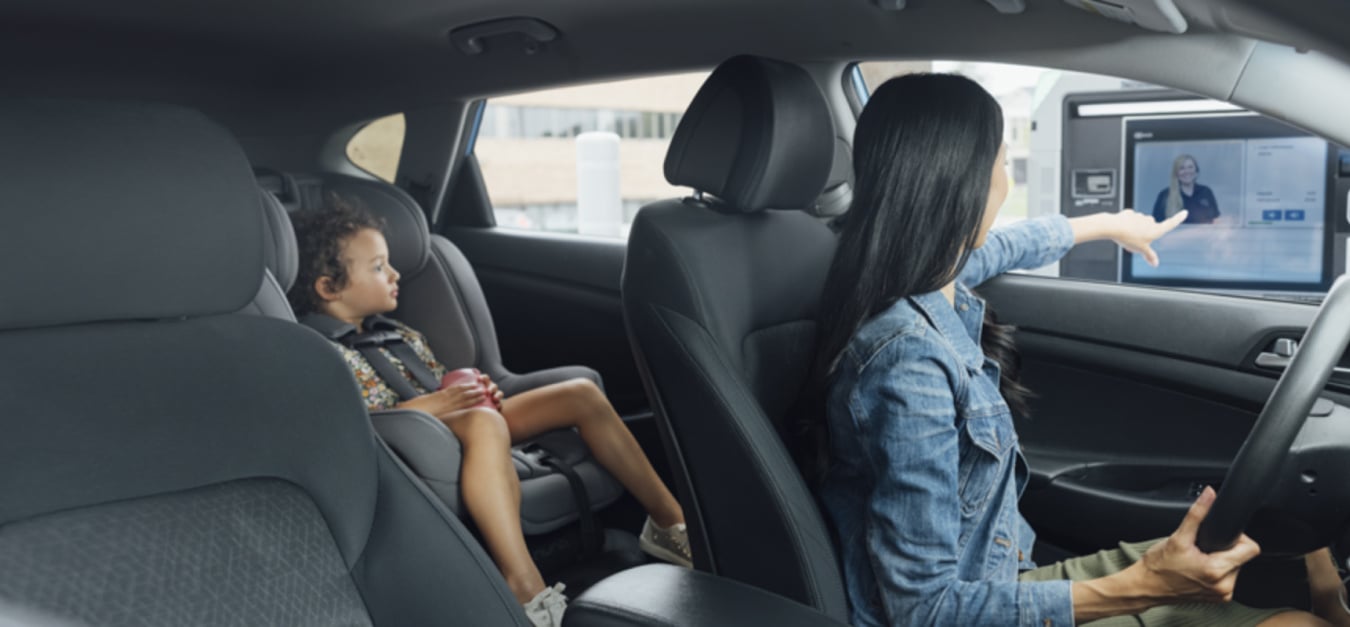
[1018,540,1293,626]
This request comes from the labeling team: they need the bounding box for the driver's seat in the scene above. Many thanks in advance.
[621,55,848,618]
[0,98,530,626]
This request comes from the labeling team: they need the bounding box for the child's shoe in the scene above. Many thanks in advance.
[522,582,567,627]
[639,517,692,568]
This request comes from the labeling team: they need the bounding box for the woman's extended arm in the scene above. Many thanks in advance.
[1070,209,1188,267]
[958,210,1187,288]
[956,214,1076,287]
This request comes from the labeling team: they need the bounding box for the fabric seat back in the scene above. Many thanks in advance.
[0,98,529,627]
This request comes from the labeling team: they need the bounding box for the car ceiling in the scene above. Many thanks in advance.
[2,0,1347,138]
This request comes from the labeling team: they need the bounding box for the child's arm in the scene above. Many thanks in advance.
[397,383,491,420]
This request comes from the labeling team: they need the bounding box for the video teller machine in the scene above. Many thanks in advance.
[1058,91,1350,300]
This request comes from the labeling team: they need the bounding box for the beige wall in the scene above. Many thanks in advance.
[475,138,686,206]
[478,73,708,207]
[348,74,706,206]
[858,60,933,89]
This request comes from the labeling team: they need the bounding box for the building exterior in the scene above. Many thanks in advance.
[348,62,1061,234]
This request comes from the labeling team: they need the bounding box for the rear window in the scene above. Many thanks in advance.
[471,72,709,237]
[346,114,406,183]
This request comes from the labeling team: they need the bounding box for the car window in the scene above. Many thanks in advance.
[347,113,406,183]
[855,61,1349,303]
[471,72,709,238]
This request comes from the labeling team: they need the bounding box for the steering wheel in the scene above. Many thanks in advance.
[1197,276,1350,553]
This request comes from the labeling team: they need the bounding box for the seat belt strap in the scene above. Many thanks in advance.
[384,341,443,393]
[355,345,424,401]
[531,444,602,561]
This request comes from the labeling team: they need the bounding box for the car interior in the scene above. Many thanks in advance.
[4,0,1350,625]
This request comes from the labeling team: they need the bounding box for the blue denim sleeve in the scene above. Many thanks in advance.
[957,214,1074,288]
[853,332,1074,627]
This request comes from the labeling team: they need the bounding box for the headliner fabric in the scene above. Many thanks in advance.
[0,99,264,330]
[663,55,835,213]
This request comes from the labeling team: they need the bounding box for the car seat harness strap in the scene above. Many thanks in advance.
[527,441,603,561]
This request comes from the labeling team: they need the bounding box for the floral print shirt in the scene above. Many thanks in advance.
[303,313,449,411]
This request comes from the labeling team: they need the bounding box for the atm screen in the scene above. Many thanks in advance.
[1122,113,1333,292]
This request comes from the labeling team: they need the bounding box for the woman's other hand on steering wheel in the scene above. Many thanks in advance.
[1136,486,1262,603]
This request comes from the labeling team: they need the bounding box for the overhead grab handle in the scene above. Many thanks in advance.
[1062,0,1187,34]
[449,17,559,56]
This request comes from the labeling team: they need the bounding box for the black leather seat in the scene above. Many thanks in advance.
[621,56,849,619]
[0,98,532,626]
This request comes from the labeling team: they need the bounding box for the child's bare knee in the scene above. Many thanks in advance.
[447,407,510,444]
[562,378,607,411]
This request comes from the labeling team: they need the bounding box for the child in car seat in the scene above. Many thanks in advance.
[288,197,691,627]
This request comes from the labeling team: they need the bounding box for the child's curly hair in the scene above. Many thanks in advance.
[288,193,386,316]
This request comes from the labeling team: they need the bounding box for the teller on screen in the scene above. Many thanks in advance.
[1152,154,1220,224]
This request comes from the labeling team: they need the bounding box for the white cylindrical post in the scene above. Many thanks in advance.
[576,132,622,237]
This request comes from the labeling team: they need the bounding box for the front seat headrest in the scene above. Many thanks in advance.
[663,55,835,213]
[807,136,854,219]
[0,99,263,330]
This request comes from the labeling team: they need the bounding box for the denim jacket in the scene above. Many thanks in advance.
[822,215,1076,627]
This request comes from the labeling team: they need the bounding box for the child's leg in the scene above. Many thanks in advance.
[442,407,546,604]
[501,379,684,528]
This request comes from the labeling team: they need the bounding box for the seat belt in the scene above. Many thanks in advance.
[347,331,430,401]
[526,440,603,561]
[301,313,442,401]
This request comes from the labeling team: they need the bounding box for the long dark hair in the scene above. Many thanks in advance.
[801,73,1029,480]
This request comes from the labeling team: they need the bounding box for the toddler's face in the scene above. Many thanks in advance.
[330,228,400,317]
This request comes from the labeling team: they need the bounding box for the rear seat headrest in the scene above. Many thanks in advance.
[0,99,263,331]
[311,174,431,276]
[254,167,303,212]
[663,55,835,213]
[259,190,298,292]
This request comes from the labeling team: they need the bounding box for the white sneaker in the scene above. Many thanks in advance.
[639,517,692,568]
[522,582,567,627]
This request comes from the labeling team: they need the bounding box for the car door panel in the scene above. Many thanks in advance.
[444,226,647,414]
[981,274,1350,552]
